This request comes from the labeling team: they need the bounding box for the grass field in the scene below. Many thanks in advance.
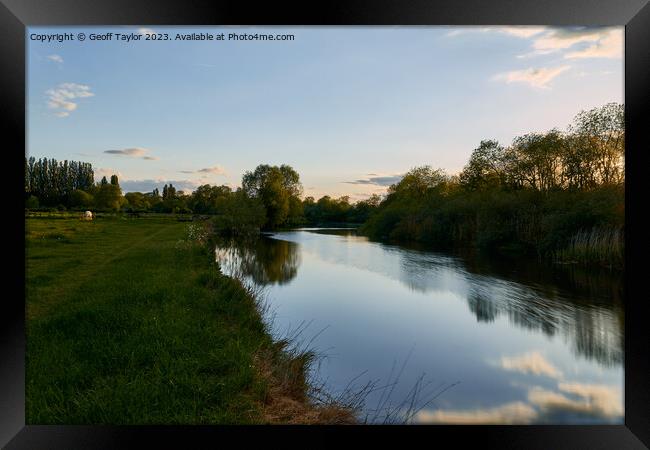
[25,215,355,424]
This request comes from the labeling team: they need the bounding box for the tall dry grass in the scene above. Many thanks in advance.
[557,226,624,269]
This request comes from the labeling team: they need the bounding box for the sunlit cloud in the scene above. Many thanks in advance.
[518,27,622,59]
[178,166,226,176]
[47,54,63,63]
[415,380,623,424]
[531,28,602,52]
[94,167,122,180]
[415,401,538,424]
[492,65,571,89]
[564,30,623,59]
[104,147,151,158]
[197,166,226,175]
[343,175,403,186]
[500,351,563,379]
[528,383,623,418]
[46,83,94,117]
[450,26,622,62]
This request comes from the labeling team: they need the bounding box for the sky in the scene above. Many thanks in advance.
[27,26,623,200]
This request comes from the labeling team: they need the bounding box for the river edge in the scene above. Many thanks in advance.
[25,216,358,424]
[204,224,360,424]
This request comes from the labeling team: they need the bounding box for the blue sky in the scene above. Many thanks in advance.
[27,26,623,199]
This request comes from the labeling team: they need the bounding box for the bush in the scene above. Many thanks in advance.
[26,195,39,209]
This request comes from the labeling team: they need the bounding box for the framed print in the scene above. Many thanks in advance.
[2,0,648,448]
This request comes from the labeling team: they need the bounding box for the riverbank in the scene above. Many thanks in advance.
[26,215,356,424]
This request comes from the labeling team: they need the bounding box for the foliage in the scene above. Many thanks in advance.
[69,189,94,208]
[212,190,267,235]
[25,157,94,206]
[26,195,40,209]
[361,103,625,266]
[242,164,303,228]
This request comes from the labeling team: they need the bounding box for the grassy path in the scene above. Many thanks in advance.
[26,216,274,424]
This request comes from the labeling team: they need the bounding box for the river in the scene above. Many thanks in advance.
[214,228,624,424]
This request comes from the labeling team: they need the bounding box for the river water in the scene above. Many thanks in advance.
[214,228,624,424]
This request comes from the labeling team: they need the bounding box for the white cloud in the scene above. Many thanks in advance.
[564,30,623,59]
[500,351,563,379]
[46,83,94,117]
[137,27,156,35]
[47,54,63,63]
[493,65,571,89]
[415,401,538,424]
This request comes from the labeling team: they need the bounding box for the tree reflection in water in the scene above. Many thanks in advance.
[215,235,301,286]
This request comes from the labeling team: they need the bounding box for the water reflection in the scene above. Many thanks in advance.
[213,229,623,424]
[214,235,301,285]
[273,230,623,367]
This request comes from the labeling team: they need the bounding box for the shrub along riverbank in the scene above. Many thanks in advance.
[26,215,356,424]
[361,183,624,270]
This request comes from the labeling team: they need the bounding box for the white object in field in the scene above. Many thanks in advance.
[84,210,93,220]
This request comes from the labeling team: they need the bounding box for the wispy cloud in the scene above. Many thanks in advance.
[343,175,403,186]
[104,147,150,158]
[46,83,94,117]
[447,26,622,62]
[446,27,547,39]
[142,156,158,160]
[415,401,538,424]
[500,351,563,379]
[178,166,227,176]
[492,65,571,89]
[520,27,622,59]
[415,381,622,424]
[564,30,623,59]
[528,383,623,418]
[46,54,63,63]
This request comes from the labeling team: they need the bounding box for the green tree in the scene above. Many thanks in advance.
[242,164,303,228]
[69,189,94,208]
[25,195,39,209]
[95,176,122,211]
[459,140,507,190]
[388,166,449,200]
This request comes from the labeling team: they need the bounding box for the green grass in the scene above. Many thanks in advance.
[26,216,282,424]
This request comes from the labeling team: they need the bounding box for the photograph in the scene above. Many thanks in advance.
[22,25,627,427]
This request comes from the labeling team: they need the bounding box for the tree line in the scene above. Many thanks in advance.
[25,157,94,206]
[361,103,624,266]
[25,102,624,265]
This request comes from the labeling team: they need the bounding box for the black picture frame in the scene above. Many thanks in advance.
[2,0,648,448]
